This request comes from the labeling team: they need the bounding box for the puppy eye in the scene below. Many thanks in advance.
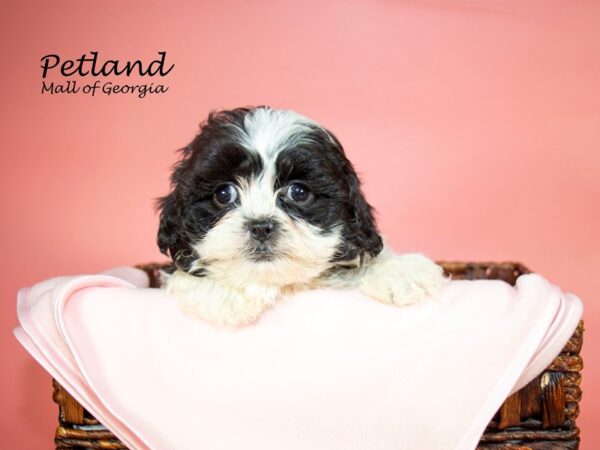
[213,183,238,206]
[286,182,311,203]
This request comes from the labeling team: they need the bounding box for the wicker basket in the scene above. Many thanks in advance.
[52,261,583,450]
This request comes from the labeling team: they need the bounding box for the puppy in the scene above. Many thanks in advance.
[157,107,444,325]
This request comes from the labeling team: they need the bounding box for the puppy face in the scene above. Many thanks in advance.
[158,107,382,288]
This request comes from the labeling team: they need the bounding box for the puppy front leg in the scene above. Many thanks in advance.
[166,270,277,326]
[358,248,445,306]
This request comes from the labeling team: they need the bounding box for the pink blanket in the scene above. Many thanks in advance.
[14,267,582,450]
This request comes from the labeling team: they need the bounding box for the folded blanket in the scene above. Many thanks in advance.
[14,267,582,450]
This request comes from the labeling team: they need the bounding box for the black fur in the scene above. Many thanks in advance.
[157,106,383,274]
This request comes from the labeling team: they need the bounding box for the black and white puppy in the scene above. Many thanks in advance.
[157,106,444,325]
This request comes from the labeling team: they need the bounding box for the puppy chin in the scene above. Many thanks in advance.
[166,256,327,326]
[165,209,342,325]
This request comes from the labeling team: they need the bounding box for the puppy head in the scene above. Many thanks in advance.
[157,107,382,288]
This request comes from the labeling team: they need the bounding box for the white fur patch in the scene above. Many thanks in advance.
[237,108,319,161]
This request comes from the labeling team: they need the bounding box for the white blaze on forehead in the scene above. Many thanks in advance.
[238,108,318,160]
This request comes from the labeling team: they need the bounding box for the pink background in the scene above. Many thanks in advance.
[1,1,598,448]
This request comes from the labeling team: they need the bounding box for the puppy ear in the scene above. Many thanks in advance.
[346,172,383,261]
[156,193,178,257]
[156,192,203,276]
[156,193,196,271]
[324,130,383,262]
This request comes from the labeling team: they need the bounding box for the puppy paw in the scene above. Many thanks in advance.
[359,252,445,306]
[166,270,278,326]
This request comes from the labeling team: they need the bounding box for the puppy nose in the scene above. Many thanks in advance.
[248,219,274,242]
